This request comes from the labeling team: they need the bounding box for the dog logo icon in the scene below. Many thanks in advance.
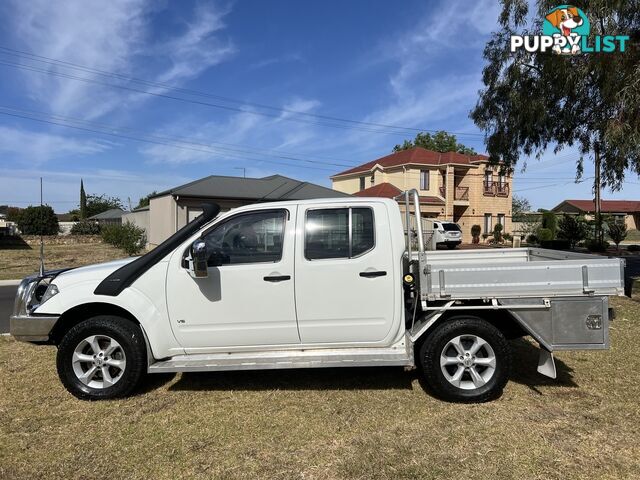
[543,5,590,54]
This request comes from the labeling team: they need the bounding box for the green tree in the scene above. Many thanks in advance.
[5,206,23,222]
[541,211,557,239]
[85,194,123,218]
[80,179,87,220]
[512,194,531,222]
[393,131,476,155]
[17,205,59,235]
[135,191,157,210]
[471,1,640,243]
[493,223,503,244]
[557,214,588,249]
[607,221,628,250]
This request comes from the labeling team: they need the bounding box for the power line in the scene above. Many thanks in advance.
[0,105,355,167]
[0,52,485,139]
[0,45,486,138]
[0,109,340,172]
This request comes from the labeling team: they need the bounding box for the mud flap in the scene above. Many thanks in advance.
[537,348,557,379]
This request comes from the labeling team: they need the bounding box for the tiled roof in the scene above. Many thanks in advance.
[150,174,349,201]
[332,147,489,177]
[353,182,444,205]
[554,199,640,213]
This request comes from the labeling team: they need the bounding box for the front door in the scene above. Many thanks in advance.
[294,202,397,344]
[166,208,299,351]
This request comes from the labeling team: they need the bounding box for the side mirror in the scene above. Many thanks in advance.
[189,239,208,278]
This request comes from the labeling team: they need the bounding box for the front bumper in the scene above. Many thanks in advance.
[9,273,64,342]
[10,314,59,342]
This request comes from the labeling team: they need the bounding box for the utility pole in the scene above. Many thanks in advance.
[594,147,602,244]
[234,167,246,178]
[39,177,45,276]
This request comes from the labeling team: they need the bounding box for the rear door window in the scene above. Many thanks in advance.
[305,207,374,260]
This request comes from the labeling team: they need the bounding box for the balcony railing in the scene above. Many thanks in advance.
[455,186,469,201]
[483,182,495,196]
[496,183,509,197]
[439,186,469,200]
[483,182,509,197]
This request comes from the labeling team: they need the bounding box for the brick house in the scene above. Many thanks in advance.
[552,200,640,231]
[330,147,513,242]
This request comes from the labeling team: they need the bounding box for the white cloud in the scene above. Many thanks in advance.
[155,3,235,84]
[0,126,109,163]
[140,97,324,165]
[9,0,150,118]
[6,0,235,119]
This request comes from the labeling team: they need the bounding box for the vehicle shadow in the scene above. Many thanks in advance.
[508,338,578,393]
[168,366,416,392]
[163,338,577,397]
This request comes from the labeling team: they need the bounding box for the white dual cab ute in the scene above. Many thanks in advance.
[11,190,625,402]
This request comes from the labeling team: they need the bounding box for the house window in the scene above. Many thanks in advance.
[420,170,430,190]
[497,213,505,226]
[305,207,375,260]
[484,213,492,234]
[484,170,493,186]
[359,177,366,191]
[499,173,506,186]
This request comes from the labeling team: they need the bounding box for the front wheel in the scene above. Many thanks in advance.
[56,316,146,400]
[419,316,511,402]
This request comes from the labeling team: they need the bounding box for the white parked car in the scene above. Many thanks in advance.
[428,220,462,249]
[10,191,625,402]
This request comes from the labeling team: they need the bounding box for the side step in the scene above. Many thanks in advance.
[148,345,414,373]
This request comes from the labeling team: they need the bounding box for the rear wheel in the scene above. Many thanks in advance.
[57,316,146,400]
[419,316,511,402]
[446,243,458,249]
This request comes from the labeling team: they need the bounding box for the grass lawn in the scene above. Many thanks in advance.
[0,242,127,280]
[1,296,639,479]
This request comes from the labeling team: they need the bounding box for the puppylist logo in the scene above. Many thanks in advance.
[511,5,629,55]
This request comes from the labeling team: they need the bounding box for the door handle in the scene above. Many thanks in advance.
[263,275,291,282]
[359,271,387,278]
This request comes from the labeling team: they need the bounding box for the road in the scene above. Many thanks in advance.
[1,285,17,334]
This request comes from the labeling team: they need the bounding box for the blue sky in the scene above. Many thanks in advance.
[0,0,637,212]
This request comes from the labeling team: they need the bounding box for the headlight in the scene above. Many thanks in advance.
[40,284,59,305]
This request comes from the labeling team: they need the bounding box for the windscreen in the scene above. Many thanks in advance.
[442,223,461,232]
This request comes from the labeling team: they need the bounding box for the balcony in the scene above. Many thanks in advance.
[439,186,469,201]
[455,186,469,201]
[496,183,509,197]
[483,182,509,197]
[483,182,495,196]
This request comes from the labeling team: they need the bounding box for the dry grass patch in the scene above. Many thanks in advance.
[0,242,126,280]
[1,296,639,479]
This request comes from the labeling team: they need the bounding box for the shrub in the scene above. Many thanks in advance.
[503,232,513,243]
[541,211,557,239]
[481,232,489,241]
[607,221,627,249]
[493,223,503,243]
[537,228,553,242]
[70,220,101,235]
[471,224,481,244]
[101,223,146,255]
[557,214,588,249]
[16,205,59,235]
[526,234,538,244]
[627,244,639,252]
[585,239,610,252]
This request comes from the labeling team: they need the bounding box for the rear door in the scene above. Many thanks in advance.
[294,202,397,344]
